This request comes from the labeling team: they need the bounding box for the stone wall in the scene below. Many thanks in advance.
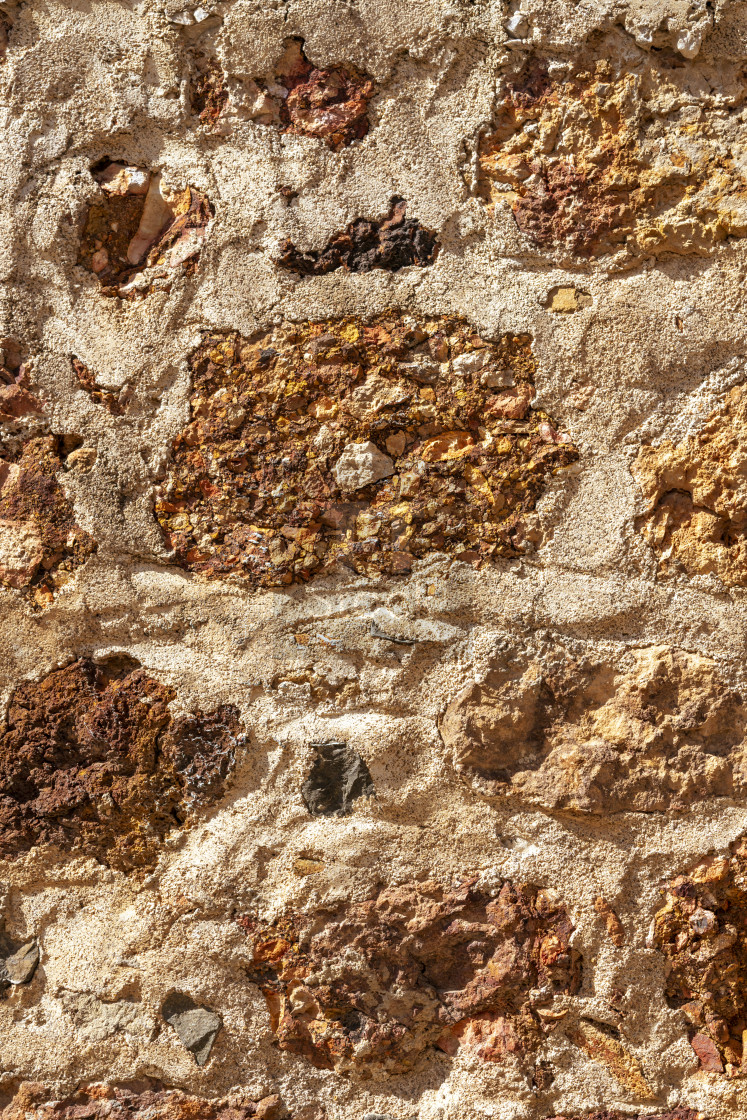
[2,1,747,1119]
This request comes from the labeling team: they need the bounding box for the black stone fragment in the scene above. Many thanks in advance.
[276,198,439,276]
[161,991,222,1066]
[301,741,375,817]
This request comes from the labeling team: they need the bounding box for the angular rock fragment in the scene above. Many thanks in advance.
[154,314,577,588]
[0,1084,289,1120]
[0,435,96,605]
[654,837,747,1075]
[301,741,375,817]
[0,658,243,871]
[0,929,39,990]
[276,199,439,275]
[239,38,373,150]
[162,992,222,1066]
[475,32,747,260]
[440,641,747,812]
[633,385,747,587]
[0,341,42,420]
[240,876,581,1077]
[78,162,213,297]
[72,357,126,416]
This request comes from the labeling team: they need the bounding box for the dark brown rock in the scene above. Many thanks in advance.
[0,435,97,606]
[276,198,439,275]
[72,357,126,416]
[240,876,581,1077]
[0,658,243,871]
[189,50,228,131]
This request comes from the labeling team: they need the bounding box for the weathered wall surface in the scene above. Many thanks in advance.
[3,1,747,1119]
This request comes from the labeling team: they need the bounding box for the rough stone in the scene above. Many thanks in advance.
[633,384,747,587]
[162,991,222,1066]
[300,741,375,817]
[440,640,747,812]
[241,876,581,1078]
[276,198,439,275]
[475,30,747,261]
[154,315,577,587]
[0,1085,289,1120]
[0,658,243,870]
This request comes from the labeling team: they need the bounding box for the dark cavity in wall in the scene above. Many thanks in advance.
[276,198,439,275]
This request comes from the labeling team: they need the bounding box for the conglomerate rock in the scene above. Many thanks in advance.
[0,658,242,871]
[154,314,577,587]
[474,29,747,260]
[633,385,747,587]
[240,876,581,1078]
[0,435,96,606]
[544,1112,699,1120]
[0,1085,290,1120]
[440,641,747,812]
[654,837,747,1076]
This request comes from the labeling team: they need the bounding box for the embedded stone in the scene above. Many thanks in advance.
[276,198,439,275]
[0,658,243,871]
[162,992,222,1066]
[440,641,747,812]
[0,1085,290,1120]
[300,741,375,816]
[241,876,581,1077]
[154,314,577,588]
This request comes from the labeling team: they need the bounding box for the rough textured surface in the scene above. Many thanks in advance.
[241,876,580,1078]
[277,199,439,275]
[7,0,747,1118]
[0,658,242,871]
[154,316,576,587]
[633,385,747,587]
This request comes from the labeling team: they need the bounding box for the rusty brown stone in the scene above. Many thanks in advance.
[154,314,577,588]
[654,838,747,1075]
[440,641,747,813]
[0,658,243,871]
[475,33,747,260]
[78,162,213,297]
[240,38,374,151]
[0,435,96,605]
[0,340,42,420]
[240,876,581,1078]
[568,1019,652,1098]
[276,198,439,275]
[633,385,747,587]
[72,357,126,416]
[1,1084,290,1120]
[189,50,228,131]
[593,897,625,947]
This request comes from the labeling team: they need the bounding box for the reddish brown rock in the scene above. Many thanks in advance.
[1,1084,289,1120]
[475,32,747,260]
[440,642,747,813]
[0,340,42,420]
[240,876,581,1078]
[189,50,228,131]
[72,356,126,416]
[78,162,213,297]
[154,314,577,588]
[241,38,374,150]
[0,658,243,871]
[276,198,438,275]
[0,435,96,605]
[654,838,747,1075]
